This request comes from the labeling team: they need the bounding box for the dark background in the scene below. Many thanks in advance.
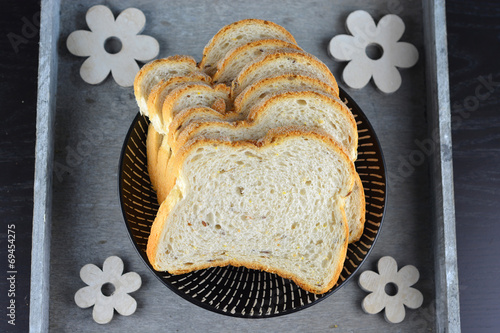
[0,0,499,331]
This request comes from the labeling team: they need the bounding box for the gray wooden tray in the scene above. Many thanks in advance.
[31,0,460,331]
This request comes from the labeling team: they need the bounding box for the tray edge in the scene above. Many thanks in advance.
[30,0,61,332]
[422,0,461,331]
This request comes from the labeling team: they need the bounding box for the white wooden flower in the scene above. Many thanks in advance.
[67,5,159,87]
[328,10,418,93]
[359,256,423,323]
[74,256,142,324]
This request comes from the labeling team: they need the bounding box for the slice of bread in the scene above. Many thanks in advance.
[146,127,355,294]
[147,73,212,134]
[158,91,357,202]
[134,55,198,116]
[159,83,231,134]
[231,49,339,97]
[149,119,366,244]
[199,19,297,76]
[346,172,366,243]
[234,74,340,119]
[162,75,342,167]
[212,39,302,84]
[173,91,358,161]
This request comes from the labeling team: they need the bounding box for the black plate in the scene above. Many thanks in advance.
[119,87,386,318]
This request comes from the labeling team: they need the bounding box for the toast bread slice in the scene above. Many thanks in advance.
[231,49,339,97]
[146,127,355,294]
[212,39,302,84]
[199,19,297,76]
[134,55,198,116]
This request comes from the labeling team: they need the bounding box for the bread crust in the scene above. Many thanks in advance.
[231,49,339,97]
[212,39,302,84]
[146,184,183,270]
[160,83,231,133]
[147,127,354,294]
[172,90,358,160]
[233,74,339,113]
[146,73,212,132]
[146,123,163,191]
[348,172,366,243]
[199,19,297,73]
[148,185,348,294]
[134,55,198,116]
[165,75,342,148]
[163,125,355,204]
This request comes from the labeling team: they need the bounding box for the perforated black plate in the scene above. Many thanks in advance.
[119,88,386,318]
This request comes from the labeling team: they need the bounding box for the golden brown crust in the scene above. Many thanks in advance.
[164,126,355,203]
[154,139,173,204]
[164,76,343,157]
[350,172,366,243]
[162,201,349,294]
[233,74,340,113]
[231,49,339,97]
[171,91,357,158]
[212,39,302,83]
[199,19,297,72]
[160,83,231,133]
[167,107,228,148]
[134,55,197,101]
[146,73,213,126]
[146,123,163,191]
[147,127,354,293]
[146,185,183,269]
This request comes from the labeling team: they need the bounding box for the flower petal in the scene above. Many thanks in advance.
[342,59,372,89]
[115,8,146,35]
[359,270,381,292]
[112,292,137,316]
[110,57,140,87]
[127,35,159,61]
[103,256,124,277]
[86,5,115,34]
[384,297,405,323]
[362,291,387,314]
[93,297,115,324]
[372,64,402,93]
[329,35,360,61]
[117,272,142,293]
[376,14,405,43]
[67,31,97,57]
[390,42,419,68]
[400,286,424,309]
[346,10,377,41]
[74,285,98,308]
[395,264,420,288]
[377,256,399,277]
[80,263,104,286]
[80,56,111,85]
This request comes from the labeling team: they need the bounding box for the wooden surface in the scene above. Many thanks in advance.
[0,1,39,332]
[0,0,498,332]
[447,1,500,332]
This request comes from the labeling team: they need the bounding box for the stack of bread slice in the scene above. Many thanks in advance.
[133,19,365,294]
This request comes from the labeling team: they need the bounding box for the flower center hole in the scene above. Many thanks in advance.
[384,282,399,296]
[101,282,116,296]
[365,43,384,60]
[104,36,122,54]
